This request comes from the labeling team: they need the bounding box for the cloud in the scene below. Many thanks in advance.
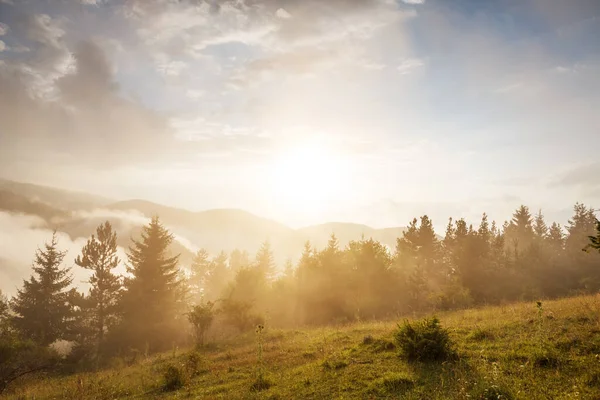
[397,58,424,74]
[0,212,92,297]
[549,161,600,188]
[69,209,199,254]
[0,22,8,36]
[0,39,179,168]
[0,204,205,297]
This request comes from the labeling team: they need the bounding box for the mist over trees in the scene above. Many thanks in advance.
[1,203,599,390]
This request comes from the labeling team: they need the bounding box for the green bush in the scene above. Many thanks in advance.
[162,364,185,392]
[187,301,215,347]
[220,299,264,332]
[185,351,208,377]
[394,317,455,361]
[0,333,59,394]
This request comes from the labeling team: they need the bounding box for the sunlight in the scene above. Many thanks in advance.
[269,139,348,218]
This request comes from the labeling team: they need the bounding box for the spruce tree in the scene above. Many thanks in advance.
[0,290,8,333]
[547,222,565,255]
[229,249,250,275]
[121,216,184,352]
[189,249,211,302]
[11,232,73,346]
[586,219,600,253]
[74,221,122,354]
[506,205,535,255]
[254,240,275,281]
[205,251,230,301]
[533,210,548,240]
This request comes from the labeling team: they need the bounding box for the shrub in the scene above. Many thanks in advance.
[394,317,455,361]
[0,333,59,394]
[162,364,184,392]
[220,299,264,332]
[187,301,215,347]
[185,351,207,377]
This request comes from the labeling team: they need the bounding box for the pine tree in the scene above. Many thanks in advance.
[205,251,230,301]
[533,210,548,240]
[395,218,419,270]
[547,222,565,254]
[229,249,250,274]
[326,233,340,254]
[0,290,8,332]
[506,205,534,256]
[254,240,275,281]
[283,258,295,280]
[11,232,73,346]
[478,213,491,245]
[565,204,599,291]
[120,216,184,352]
[586,219,600,253]
[74,221,122,354]
[189,249,211,301]
[566,203,597,253]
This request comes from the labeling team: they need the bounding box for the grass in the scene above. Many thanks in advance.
[5,293,600,399]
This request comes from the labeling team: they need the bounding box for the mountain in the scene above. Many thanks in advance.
[0,189,68,221]
[0,180,408,263]
[296,223,405,250]
[0,178,113,211]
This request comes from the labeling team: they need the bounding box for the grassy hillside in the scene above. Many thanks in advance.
[6,294,600,399]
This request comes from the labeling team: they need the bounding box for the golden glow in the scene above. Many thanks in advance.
[269,139,348,217]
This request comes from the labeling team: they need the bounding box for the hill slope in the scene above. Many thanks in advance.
[0,179,113,211]
[0,179,409,278]
[6,294,600,399]
[0,179,409,258]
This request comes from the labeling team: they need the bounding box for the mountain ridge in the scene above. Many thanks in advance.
[0,180,407,257]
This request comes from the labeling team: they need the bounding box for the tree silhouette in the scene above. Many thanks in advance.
[120,216,184,352]
[74,221,122,355]
[11,232,73,346]
[585,218,600,253]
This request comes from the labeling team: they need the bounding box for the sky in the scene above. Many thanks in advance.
[0,0,599,229]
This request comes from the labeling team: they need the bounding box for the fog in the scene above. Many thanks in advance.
[0,209,202,296]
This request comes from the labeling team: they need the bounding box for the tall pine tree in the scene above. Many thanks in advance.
[586,219,600,253]
[120,217,184,352]
[254,240,276,281]
[74,221,122,354]
[11,232,73,346]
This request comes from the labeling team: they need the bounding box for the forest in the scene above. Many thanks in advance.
[1,202,600,394]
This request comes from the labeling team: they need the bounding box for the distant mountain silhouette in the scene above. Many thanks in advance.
[0,179,408,265]
[0,178,113,211]
[297,223,406,251]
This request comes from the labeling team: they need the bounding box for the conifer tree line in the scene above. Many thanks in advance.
[1,204,600,374]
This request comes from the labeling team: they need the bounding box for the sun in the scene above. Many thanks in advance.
[269,139,348,219]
